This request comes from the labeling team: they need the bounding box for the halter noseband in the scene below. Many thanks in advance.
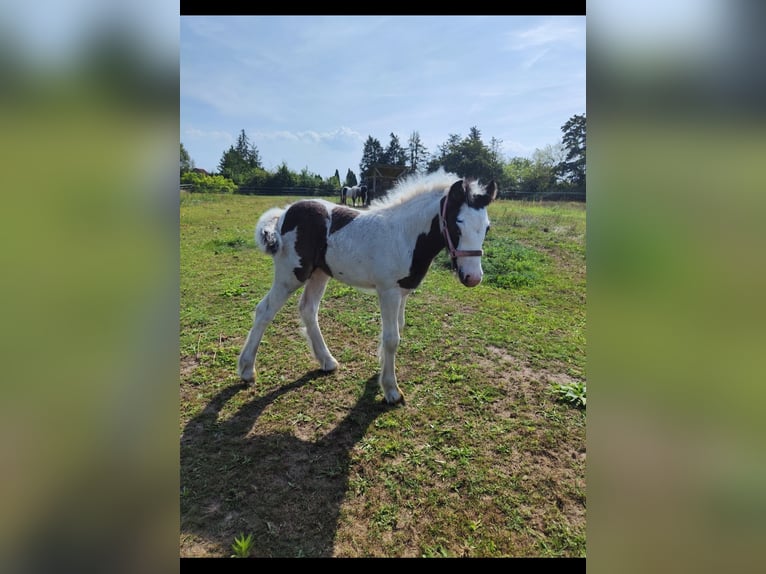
[440,193,484,263]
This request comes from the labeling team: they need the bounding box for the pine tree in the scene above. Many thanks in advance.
[382,133,407,166]
[558,114,586,189]
[359,136,383,179]
[407,131,429,173]
[218,129,263,184]
[180,142,191,175]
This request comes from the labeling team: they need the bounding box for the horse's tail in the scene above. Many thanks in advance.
[255,207,284,256]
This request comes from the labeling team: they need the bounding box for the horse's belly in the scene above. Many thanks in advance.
[325,259,377,288]
[324,253,405,290]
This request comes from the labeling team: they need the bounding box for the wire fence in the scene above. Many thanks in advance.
[180,183,585,202]
[500,189,585,202]
[235,186,337,197]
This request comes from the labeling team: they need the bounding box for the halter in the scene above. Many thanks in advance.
[440,193,484,264]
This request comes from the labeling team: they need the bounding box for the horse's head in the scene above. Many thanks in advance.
[442,178,498,287]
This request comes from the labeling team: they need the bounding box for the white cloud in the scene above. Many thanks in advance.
[507,18,585,51]
[183,128,233,142]
[254,127,363,150]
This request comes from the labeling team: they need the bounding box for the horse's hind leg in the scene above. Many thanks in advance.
[377,287,405,404]
[237,277,300,383]
[299,270,338,372]
[398,291,410,332]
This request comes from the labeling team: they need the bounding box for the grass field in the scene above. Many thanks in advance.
[179,192,586,557]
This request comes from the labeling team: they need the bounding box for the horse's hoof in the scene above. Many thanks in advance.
[237,366,255,384]
[383,391,405,406]
[321,358,339,372]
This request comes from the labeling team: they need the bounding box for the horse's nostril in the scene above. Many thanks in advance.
[463,274,482,287]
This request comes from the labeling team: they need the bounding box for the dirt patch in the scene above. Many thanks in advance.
[180,356,198,379]
[475,345,586,537]
[179,356,200,405]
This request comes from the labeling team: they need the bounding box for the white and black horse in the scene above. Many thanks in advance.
[350,184,368,207]
[238,171,497,404]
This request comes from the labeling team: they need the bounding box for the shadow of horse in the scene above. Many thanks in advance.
[180,372,387,557]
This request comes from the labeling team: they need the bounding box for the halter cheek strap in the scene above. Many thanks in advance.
[440,194,484,260]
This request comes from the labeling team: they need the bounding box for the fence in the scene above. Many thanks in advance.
[235,186,337,197]
[180,183,585,202]
[500,189,585,202]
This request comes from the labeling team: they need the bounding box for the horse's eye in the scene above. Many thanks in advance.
[456,218,464,224]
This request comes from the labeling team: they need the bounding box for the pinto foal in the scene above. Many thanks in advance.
[237,172,497,404]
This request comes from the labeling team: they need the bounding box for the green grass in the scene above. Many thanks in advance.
[180,193,586,558]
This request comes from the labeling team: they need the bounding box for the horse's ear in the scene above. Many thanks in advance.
[486,180,498,201]
[468,180,498,208]
[449,180,466,204]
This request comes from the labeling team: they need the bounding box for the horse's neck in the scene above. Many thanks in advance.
[378,189,443,237]
[380,189,440,215]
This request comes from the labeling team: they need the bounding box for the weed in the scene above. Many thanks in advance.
[371,504,398,530]
[422,543,452,558]
[231,532,254,558]
[551,381,586,408]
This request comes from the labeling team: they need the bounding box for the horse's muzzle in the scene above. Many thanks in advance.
[459,269,482,287]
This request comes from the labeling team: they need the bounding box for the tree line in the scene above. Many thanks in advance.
[181,113,585,200]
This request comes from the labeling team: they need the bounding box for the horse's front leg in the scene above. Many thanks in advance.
[377,287,405,405]
[237,279,298,383]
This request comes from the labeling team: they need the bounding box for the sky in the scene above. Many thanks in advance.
[180,16,586,179]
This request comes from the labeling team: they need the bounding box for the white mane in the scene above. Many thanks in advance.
[369,169,460,210]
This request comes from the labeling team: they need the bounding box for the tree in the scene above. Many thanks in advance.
[234,129,262,169]
[488,137,509,188]
[180,142,192,176]
[426,127,503,183]
[534,143,567,171]
[426,133,461,173]
[265,162,296,189]
[217,147,241,181]
[344,169,358,187]
[503,157,534,192]
[218,129,263,185]
[501,146,563,197]
[381,132,408,166]
[296,167,320,188]
[558,114,586,190]
[359,136,383,180]
[527,149,559,195]
[407,131,429,174]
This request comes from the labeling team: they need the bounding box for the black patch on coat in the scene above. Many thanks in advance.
[444,183,466,262]
[281,201,333,281]
[330,207,358,234]
[397,215,445,290]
